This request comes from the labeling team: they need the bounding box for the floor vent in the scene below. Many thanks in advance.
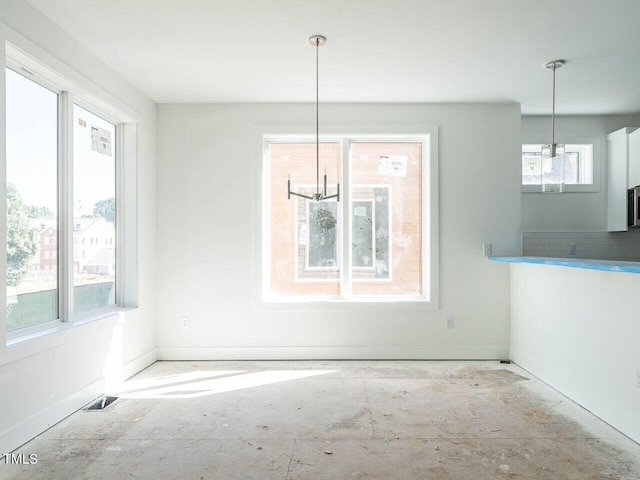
[86,396,118,411]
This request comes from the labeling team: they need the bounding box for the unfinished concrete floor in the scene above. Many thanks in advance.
[3,361,640,479]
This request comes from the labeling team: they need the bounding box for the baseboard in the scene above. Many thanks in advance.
[156,345,510,361]
[122,349,158,380]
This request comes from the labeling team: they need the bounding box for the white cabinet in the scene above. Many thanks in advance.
[628,129,640,189]
[607,127,638,232]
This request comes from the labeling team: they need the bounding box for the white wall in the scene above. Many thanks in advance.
[156,103,521,360]
[510,262,640,443]
[0,1,157,453]
[522,114,640,231]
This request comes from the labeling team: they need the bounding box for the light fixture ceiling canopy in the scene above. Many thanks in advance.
[309,34,326,47]
[545,59,565,70]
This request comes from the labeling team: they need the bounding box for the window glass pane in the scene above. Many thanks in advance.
[350,143,422,296]
[73,105,116,313]
[565,144,593,184]
[6,68,59,330]
[268,142,340,297]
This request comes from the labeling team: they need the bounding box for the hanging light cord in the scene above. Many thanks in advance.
[545,59,564,156]
[551,63,556,148]
[315,36,320,195]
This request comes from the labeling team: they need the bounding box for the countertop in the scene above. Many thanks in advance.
[488,256,640,274]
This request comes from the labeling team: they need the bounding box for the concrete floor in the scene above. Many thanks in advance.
[2,361,640,480]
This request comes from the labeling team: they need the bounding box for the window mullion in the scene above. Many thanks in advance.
[58,91,74,321]
[340,139,352,299]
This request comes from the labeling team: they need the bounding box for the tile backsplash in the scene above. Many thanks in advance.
[522,230,640,261]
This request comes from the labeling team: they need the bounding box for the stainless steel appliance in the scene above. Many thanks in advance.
[628,186,640,227]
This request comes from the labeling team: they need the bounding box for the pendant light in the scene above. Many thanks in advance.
[541,59,566,193]
[287,35,340,202]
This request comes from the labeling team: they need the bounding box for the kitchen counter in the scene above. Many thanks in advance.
[489,256,640,274]
[502,254,640,443]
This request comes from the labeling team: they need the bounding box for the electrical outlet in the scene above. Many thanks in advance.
[483,243,492,256]
[636,368,640,389]
[445,316,455,329]
[180,316,189,329]
[569,243,577,255]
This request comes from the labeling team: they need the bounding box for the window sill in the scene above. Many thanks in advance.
[260,297,437,312]
[2,307,137,366]
[522,185,599,194]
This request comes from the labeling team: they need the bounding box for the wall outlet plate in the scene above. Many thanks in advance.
[180,316,189,329]
[483,243,492,256]
[445,316,455,329]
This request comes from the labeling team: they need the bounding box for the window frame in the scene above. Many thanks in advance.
[261,132,437,306]
[4,43,136,342]
[521,135,601,193]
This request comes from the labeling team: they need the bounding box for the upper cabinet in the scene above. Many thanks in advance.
[628,129,640,189]
[607,127,638,232]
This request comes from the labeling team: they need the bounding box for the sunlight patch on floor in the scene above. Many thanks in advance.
[117,369,338,399]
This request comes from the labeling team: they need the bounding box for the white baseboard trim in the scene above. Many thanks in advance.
[156,345,510,361]
[122,349,158,380]
[511,347,640,444]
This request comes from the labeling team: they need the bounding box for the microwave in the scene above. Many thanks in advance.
[629,186,640,227]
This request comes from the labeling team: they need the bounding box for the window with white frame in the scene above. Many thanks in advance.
[5,60,124,334]
[72,104,116,314]
[522,143,595,192]
[6,66,59,331]
[264,137,431,301]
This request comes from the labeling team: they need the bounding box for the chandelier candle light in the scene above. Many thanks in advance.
[287,35,340,202]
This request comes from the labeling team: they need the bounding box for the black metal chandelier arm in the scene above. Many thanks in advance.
[288,190,315,201]
[322,184,340,201]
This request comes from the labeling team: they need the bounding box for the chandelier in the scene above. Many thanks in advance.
[287,35,340,202]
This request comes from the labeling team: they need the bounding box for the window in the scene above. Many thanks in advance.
[264,136,431,301]
[73,105,116,314]
[5,56,127,335]
[6,67,59,331]
[522,143,596,192]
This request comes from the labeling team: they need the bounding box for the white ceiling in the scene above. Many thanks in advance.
[24,0,640,114]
